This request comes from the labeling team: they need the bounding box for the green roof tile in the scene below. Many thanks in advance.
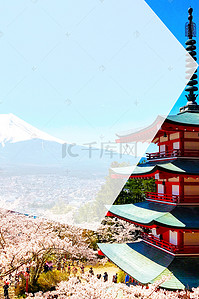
[98,242,199,289]
[153,268,185,290]
[108,202,185,228]
[98,242,187,289]
[112,158,199,176]
[167,112,199,126]
[109,204,167,225]
[98,242,170,284]
[157,213,185,228]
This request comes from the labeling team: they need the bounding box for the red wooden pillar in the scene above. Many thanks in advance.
[180,131,184,156]
[179,176,184,203]
[178,231,184,249]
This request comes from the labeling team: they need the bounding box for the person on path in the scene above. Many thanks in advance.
[76,276,81,284]
[112,273,118,283]
[67,264,71,275]
[89,267,94,276]
[103,272,108,282]
[61,261,65,272]
[80,264,85,274]
[72,266,78,277]
[3,281,9,299]
[125,274,130,284]
[57,261,61,271]
[44,262,49,273]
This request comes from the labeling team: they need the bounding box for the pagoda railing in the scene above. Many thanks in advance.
[142,233,199,254]
[146,149,199,160]
[146,192,199,204]
[145,192,179,203]
[141,232,180,253]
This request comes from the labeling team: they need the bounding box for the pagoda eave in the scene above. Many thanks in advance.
[106,210,156,228]
[115,116,164,144]
[112,158,199,179]
[166,113,199,128]
[106,202,199,230]
[115,113,199,144]
[98,241,199,289]
[154,118,199,140]
[106,210,187,230]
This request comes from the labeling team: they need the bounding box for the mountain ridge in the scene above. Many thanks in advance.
[0,113,64,146]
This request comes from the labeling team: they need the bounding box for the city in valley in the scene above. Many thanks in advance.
[0,171,104,222]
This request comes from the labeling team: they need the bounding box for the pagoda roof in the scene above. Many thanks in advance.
[167,111,199,127]
[111,158,199,177]
[116,115,164,141]
[98,241,199,289]
[115,112,199,142]
[107,201,199,229]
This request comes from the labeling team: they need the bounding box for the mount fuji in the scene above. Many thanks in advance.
[0,113,134,175]
[0,113,69,171]
[0,113,64,146]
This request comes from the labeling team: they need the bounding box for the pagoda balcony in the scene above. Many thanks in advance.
[146,192,199,204]
[145,192,179,203]
[141,232,199,255]
[146,149,199,160]
[141,232,179,253]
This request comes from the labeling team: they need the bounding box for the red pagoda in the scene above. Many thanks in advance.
[98,8,199,290]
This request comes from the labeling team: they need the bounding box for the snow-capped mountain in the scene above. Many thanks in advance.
[0,113,68,169]
[0,113,64,146]
[0,113,133,173]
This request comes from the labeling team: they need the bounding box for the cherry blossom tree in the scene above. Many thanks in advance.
[26,275,199,299]
[96,216,142,244]
[0,209,97,287]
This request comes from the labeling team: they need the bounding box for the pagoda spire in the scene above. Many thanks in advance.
[180,7,199,113]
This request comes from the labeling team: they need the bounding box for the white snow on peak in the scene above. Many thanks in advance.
[0,113,65,145]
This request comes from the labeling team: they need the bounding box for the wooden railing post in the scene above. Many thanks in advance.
[146,148,199,160]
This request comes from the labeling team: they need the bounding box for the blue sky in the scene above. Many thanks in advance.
[0,0,197,145]
[2,0,198,226]
[145,0,199,114]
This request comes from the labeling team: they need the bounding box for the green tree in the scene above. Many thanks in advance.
[114,177,156,205]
